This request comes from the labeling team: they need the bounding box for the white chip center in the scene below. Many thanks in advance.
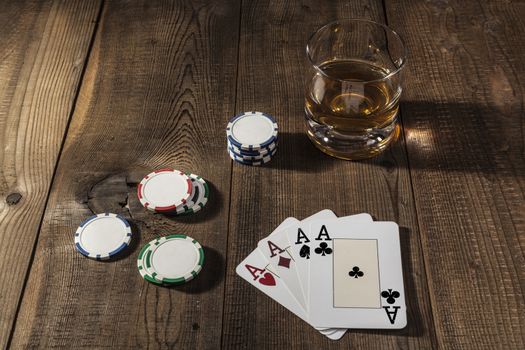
[230,114,275,145]
[80,217,127,254]
[151,239,199,278]
[143,172,189,207]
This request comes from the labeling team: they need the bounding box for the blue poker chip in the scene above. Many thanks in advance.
[228,148,274,166]
[228,139,277,157]
[228,145,277,160]
[74,213,132,260]
[226,111,278,151]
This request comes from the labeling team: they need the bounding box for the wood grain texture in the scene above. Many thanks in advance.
[385,0,525,348]
[9,0,239,348]
[222,1,437,349]
[0,0,102,348]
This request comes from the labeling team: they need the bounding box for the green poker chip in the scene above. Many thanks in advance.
[177,174,209,215]
[137,241,162,285]
[137,234,204,285]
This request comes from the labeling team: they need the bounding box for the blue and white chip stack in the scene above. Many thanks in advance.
[226,111,278,166]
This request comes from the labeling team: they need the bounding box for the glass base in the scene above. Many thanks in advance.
[305,115,400,160]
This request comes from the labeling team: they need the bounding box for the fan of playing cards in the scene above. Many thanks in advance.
[236,210,407,340]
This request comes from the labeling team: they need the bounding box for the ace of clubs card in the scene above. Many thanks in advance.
[284,212,373,306]
[307,219,407,329]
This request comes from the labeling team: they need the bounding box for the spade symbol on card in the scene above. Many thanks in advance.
[314,242,332,256]
[299,245,310,259]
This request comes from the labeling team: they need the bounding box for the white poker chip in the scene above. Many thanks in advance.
[144,235,205,285]
[75,213,132,260]
[228,139,277,155]
[137,168,192,212]
[228,148,274,166]
[228,145,277,161]
[226,111,278,151]
[175,176,198,213]
[178,173,209,214]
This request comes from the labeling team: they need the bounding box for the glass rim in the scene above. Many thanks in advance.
[306,18,407,84]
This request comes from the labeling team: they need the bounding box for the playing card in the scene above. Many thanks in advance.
[236,248,307,321]
[258,210,367,310]
[307,219,407,329]
[237,214,340,339]
[261,211,343,337]
[260,210,372,338]
[334,239,380,308]
[284,212,373,307]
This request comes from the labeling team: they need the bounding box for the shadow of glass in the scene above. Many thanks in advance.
[395,100,524,176]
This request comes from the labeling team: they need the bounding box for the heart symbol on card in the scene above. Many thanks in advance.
[258,272,276,286]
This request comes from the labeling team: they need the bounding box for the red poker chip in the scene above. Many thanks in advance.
[137,169,192,212]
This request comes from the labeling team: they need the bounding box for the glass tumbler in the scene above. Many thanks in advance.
[305,19,407,160]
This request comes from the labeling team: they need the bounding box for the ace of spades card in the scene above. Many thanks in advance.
[257,210,371,312]
[257,227,308,311]
[307,220,407,329]
[236,218,345,339]
[285,212,373,306]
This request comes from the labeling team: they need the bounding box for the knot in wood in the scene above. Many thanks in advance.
[6,193,22,205]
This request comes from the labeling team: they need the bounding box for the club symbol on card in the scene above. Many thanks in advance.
[348,266,364,279]
[381,289,400,304]
[314,242,332,256]
[381,289,401,324]
[278,255,291,268]
[299,245,310,259]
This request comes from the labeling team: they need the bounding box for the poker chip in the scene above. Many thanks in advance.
[75,213,132,260]
[226,111,278,151]
[137,241,161,285]
[137,235,204,285]
[226,111,278,165]
[137,169,192,212]
[137,168,210,216]
[229,146,277,161]
[175,176,199,214]
[228,140,277,156]
[228,149,274,166]
[183,174,209,214]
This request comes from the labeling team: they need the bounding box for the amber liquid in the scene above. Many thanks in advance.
[305,59,400,160]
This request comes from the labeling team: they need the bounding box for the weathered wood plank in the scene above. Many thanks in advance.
[222,1,437,349]
[0,0,102,348]
[385,0,525,348]
[9,1,240,348]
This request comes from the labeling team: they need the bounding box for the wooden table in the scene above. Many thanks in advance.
[0,1,523,349]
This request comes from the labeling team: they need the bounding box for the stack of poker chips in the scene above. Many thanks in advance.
[226,111,278,166]
[135,168,208,285]
[137,169,209,215]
